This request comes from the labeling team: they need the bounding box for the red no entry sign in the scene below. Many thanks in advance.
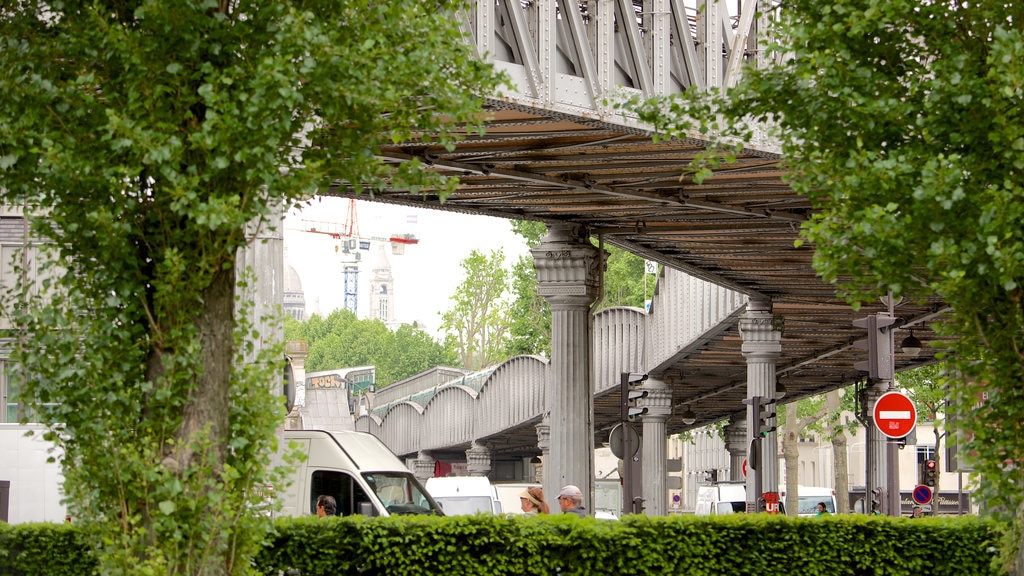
[873,391,917,439]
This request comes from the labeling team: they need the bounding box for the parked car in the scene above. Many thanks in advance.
[425,476,502,515]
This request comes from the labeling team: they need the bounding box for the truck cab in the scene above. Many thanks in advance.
[276,429,442,518]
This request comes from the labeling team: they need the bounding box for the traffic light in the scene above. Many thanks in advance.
[923,459,937,486]
[853,313,899,380]
[870,487,886,515]
[620,372,649,421]
[757,397,777,437]
[745,396,777,437]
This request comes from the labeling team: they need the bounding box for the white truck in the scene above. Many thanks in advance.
[695,481,748,516]
[424,476,503,515]
[1,426,440,523]
[0,424,68,524]
[274,428,442,517]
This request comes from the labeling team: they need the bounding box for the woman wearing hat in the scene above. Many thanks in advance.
[519,486,550,514]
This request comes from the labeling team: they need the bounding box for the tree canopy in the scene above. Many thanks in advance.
[0,1,500,574]
[629,0,1024,568]
[285,310,456,386]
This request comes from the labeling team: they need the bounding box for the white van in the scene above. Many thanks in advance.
[276,429,442,517]
[781,485,838,516]
[425,476,502,515]
[695,481,748,515]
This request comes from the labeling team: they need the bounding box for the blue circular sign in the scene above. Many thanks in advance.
[913,485,933,505]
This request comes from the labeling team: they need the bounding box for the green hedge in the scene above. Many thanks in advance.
[253,514,1006,576]
[0,522,96,576]
[0,514,1006,576]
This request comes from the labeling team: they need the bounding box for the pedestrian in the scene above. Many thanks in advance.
[815,502,829,516]
[316,494,337,518]
[911,505,922,518]
[557,485,587,517]
[519,486,550,514]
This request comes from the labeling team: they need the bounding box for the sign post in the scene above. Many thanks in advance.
[873,391,917,439]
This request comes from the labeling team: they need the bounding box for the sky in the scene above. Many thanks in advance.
[283,197,530,337]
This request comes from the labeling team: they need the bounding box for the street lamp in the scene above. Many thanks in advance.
[901,329,922,357]
[680,406,696,425]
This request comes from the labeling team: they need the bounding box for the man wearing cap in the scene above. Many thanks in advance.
[557,485,587,517]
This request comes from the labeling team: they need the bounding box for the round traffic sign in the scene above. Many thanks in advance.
[873,391,917,439]
[609,423,640,459]
[913,485,933,505]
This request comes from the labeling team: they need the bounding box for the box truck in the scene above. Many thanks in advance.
[274,429,442,517]
[1,426,440,523]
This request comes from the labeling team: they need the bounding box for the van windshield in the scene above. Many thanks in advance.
[798,496,835,515]
[363,472,441,515]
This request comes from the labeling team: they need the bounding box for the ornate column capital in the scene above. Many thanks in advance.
[535,419,551,453]
[412,451,435,482]
[639,378,673,421]
[466,441,492,477]
[531,223,604,307]
[739,299,782,359]
[723,413,748,452]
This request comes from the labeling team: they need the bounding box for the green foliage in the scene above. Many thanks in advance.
[286,309,456,386]
[0,1,500,574]
[597,245,655,311]
[0,522,97,576]
[441,249,512,370]
[623,0,1024,552]
[253,514,1008,576]
[900,364,948,424]
[2,514,1007,576]
[505,254,551,358]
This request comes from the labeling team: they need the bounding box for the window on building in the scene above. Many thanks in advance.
[1,361,29,423]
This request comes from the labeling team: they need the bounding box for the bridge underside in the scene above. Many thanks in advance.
[326,99,946,442]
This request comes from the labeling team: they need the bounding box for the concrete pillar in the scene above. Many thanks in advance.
[466,441,492,477]
[412,451,435,482]
[640,379,672,515]
[531,224,602,513]
[723,413,748,481]
[739,298,782,510]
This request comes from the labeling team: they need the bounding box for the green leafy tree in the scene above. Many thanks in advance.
[900,363,949,512]
[600,245,655,310]
[506,221,550,357]
[286,309,455,386]
[628,1,1024,567]
[506,253,551,357]
[0,2,499,574]
[441,249,512,370]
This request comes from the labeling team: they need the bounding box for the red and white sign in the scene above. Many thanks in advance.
[873,391,917,439]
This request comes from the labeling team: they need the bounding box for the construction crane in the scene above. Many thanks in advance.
[290,199,419,315]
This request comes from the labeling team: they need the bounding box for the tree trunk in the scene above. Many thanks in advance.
[833,428,850,514]
[783,403,800,516]
[179,264,235,470]
[148,264,234,476]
